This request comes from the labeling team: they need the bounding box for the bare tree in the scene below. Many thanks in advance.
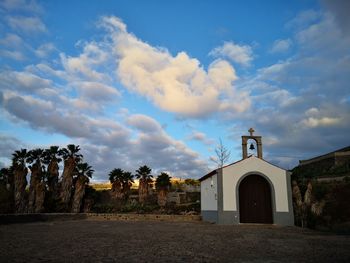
[210,139,231,168]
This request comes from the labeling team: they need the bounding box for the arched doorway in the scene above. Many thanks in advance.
[239,174,273,224]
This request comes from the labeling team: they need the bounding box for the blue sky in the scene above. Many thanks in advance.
[1,0,349,181]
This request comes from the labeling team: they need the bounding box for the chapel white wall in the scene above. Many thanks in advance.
[222,156,290,212]
[200,173,218,211]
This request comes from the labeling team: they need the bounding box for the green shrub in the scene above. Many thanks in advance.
[119,200,159,213]
[90,204,115,213]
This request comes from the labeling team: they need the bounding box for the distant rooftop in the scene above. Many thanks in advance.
[299,146,350,166]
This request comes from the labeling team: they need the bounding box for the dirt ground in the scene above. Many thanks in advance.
[0,220,350,262]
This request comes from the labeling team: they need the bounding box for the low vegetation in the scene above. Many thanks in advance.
[291,176,350,232]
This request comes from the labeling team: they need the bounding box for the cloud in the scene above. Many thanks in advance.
[0,50,25,61]
[2,92,93,138]
[35,43,55,58]
[232,9,350,168]
[209,41,253,66]
[0,134,26,162]
[0,33,26,60]
[322,0,350,35]
[127,114,162,133]
[296,13,350,56]
[60,41,111,82]
[73,81,120,101]
[0,0,42,13]
[1,6,348,178]
[0,71,52,93]
[270,39,292,53]
[99,16,250,117]
[26,63,69,80]
[99,16,127,32]
[285,10,321,30]
[6,16,47,33]
[300,117,342,128]
[0,88,209,180]
[188,131,214,146]
[0,33,24,47]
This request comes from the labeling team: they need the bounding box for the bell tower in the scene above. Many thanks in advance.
[242,128,263,159]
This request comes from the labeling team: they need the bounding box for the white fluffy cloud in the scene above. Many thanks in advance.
[60,42,110,82]
[209,41,253,66]
[99,16,250,117]
[300,117,342,128]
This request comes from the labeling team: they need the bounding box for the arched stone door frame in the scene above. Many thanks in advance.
[235,172,276,224]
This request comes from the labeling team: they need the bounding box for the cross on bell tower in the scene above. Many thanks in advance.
[242,128,263,159]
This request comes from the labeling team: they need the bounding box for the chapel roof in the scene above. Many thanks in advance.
[199,155,286,182]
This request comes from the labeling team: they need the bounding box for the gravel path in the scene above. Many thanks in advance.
[0,220,349,262]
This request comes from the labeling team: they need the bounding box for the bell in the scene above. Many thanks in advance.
[249,143,255,150]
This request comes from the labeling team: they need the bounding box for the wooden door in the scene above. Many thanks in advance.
[239,174,273,224]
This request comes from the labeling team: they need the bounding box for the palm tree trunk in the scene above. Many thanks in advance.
[28,163,41,213]
[71,176,86,213]
[122,182,132,202]
[60,157,75,209]
[138,178,148,205]
[14,165,27,213]
[157,189,167,207]
[48,159,59,198]
[34,182,45,213]
[111,181,124,200]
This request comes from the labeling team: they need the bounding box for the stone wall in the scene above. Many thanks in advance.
[86,213,201,222]
[0,213,201,224]
[0,213,87,224]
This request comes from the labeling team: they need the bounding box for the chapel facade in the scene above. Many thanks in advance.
[199,129,294,225]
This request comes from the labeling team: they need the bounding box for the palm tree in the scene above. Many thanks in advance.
[121,171,134,201]
[60,144,83,210]
[43,146,62,198]
[27,148,46,213]
[12,149,28,213]
[135,165,153,205]
[109,168,125,201]
[71,162,93,213]
[155,172,171,208]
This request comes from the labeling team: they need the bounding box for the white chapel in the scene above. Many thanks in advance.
[199,128,294,225]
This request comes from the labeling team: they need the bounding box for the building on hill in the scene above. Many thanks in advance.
[199,128,294,225]
[297,146,350,177]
